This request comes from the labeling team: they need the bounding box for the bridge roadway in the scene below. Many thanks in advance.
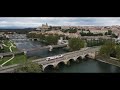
[0,46,100,73]
[0,44,68,57]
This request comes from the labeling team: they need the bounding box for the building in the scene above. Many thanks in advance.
[36,23,50,32]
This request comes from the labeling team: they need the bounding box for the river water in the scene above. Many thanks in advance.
[10,34,120,73]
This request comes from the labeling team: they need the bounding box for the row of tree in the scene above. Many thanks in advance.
[68,38,85,51]
[105,30,118,38]
[27,33,68,45]
[105,30,112,35]
[80,31,103,36]
[61,28,77,33]
[86,39,108,47]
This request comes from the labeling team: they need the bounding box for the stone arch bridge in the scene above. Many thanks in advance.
[34,46,100,71]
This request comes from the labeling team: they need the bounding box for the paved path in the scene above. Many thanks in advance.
[0,41,16,67]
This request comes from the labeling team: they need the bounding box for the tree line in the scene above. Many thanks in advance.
[86,39,108,47]
[61,28,77,33]
[27,33,68,45]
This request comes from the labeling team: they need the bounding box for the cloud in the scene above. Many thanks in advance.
[0,17,120,28]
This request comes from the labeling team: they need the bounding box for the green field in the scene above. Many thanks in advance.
[2,40,18,52]
[3,40,11,46]
[11,47,18,52]
[0,57,12,65]
[0,40,28,67]
[0,54,27,66]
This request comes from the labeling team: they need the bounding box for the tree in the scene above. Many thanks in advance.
[68,38,84,51]
[112,33,117,38]
[107,30,112,35]
[105,32,108,35]
[99,40,116,57]
[69,29,77,33]
[45,34,59,45]
[116,45,120,59]
[14,61,42,73]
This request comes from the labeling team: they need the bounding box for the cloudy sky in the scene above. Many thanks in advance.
[0,17,120,28]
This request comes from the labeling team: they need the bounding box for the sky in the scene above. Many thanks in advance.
[0,17,120,29]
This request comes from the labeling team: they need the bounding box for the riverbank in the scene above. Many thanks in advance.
[95,56,120,68]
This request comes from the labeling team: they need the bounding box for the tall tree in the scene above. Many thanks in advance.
[68,38,84,51]
[99,40,116,57]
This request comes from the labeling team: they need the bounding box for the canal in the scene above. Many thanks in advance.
[10,34,120,73]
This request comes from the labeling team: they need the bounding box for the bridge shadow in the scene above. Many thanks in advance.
[76,56,83,63]
[69,59,75,64]
[56,61,65,70]
[44,65,55,73]
[83,54,90,61]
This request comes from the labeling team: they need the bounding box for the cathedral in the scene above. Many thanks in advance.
[36,23,50,32]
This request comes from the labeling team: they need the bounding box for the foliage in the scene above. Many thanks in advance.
[27,33,66,45]
[108,30,112,35]
[45,34,59,45]
[111,33,118,38]
[115,45,120,59]
[14,61,42,73]
[86,38,107,47]
[80,31,103,36]
[69,28,77,33]
[68,38,84,51]
[61,28,77,33]
[0,54,27,66]
[105,30,113,36]
[99,40,116,57]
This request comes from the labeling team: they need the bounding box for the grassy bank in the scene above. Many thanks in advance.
[0,54,27,66]
[2,40,18,52]
[95,55,120,67]
[0,57,12,65]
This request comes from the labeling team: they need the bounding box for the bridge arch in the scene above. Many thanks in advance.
[76,56,82,63]
[69,59,75,63]
[84,54,90,60]
[77,56,82,60]
[55,61,65,69]
[43,65,54,72]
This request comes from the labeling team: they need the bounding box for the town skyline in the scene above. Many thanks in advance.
[1,17,120,29]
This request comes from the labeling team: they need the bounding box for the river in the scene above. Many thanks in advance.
[10,34,120,73]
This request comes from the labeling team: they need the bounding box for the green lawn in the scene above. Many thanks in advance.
[0,57,11,65]
[0,54,27,66]
[4,40,11,46]
[11,47,18,52]
[0,40,27,66]
[2,40,18,52]
[2,46,10,52]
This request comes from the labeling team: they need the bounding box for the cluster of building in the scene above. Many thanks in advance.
[36,23,61,32]
[29,23,120,39]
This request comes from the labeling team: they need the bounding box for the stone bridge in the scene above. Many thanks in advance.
[34,46,100,71]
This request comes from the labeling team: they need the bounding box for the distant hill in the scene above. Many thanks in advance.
[0,28,36,34]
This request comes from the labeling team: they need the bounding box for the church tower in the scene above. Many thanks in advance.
[46,23,48,27]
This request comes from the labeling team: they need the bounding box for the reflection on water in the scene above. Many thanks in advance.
[44,59,120,73]
[61,60,120,73]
